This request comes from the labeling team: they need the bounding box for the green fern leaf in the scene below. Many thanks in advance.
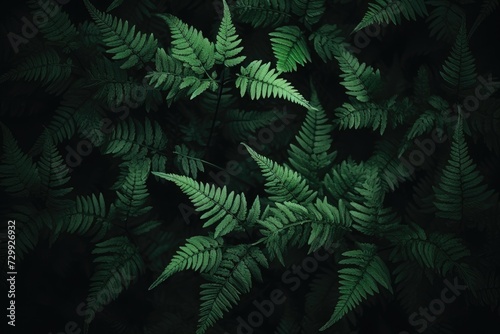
[354,0,427,31]
[235,0,291,28]
[197,245,268,334]
[309,24,346,62]
[440,21,477,97]
[84,236,145,328]
[0,48,72,90]
[324,159,368,203]
[215,0,246,67]
[84,0,158,69]
[174,144,205,179]
[292,0,326,29]
[59,193,111,240]
[334,47,381,102]
[114,159,152,219]
[243,143,317,204]
[288,85,336,186]
[433,119,496,220]
[223,109,281,141]
[0,123,41,197]
[321,243,392,330]
[390,224,470,276]
[426,0,465,43]
[38,138,73,202]
[152,173,247,237]
[269,25,311,72]
[149,235,224,290]
[27,0,79,52]
[235,60,313,108]
[158,14,216,76]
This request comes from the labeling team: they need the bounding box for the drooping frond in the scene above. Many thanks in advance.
[433,120,496,221]
[291,0,326,29]
[269,25,311,72]
[197,245,268,334]
[320,243,392,330]
[440,21,477,97]
[235,60,313,108]
[0,123,41,198]
[0,48,72,93]
[334,47,381,102]
[114,159,152,220]
[426,0,465,43]
[158,14,216,76]
[234,0,292,28]
[287,85,336,186]
[84,0,158,69]
[354,0,427,32]
[469,0,499,37]
[215,0,246,67]
[152,173,248,237]
[84,237,145,328]
[243,143,317,204]
[309,24,346,62]
[149,235,224,290]
[174,144,205,179]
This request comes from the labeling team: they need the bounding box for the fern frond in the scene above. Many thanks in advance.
[0,123,41,197]
[426,0,465,43]
[235,60,313,108]
[235,0,291,28]
[0,48,72,91]
[223,109,280,141]
[288,85,336,186]
[174,144,205,179]
[158,14,216,76]
[197,245,268,334]
[324,159,368,203]
[152,173,247,237]
[269,25,311,72]
[440,21,477,97]
[103,118,168,165]
[469,0,499,37]
[243,143,317,204]
[292,0,326,29]
[354,0,427,31]
[87,57,141,106]
[349,170,401,236]
[334,47,381,102]
[114,159,152,220]
[433,119,496,220]
[38,138,73,203]
[321,243,392,330]
[309,24,346,62]
[84,0,158,69]
[390,224,470,276]
[215,0,246,67]
[27,0,79,52]
[58,193,111,240]
[85,236,145,328]
[149,235,224,290]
